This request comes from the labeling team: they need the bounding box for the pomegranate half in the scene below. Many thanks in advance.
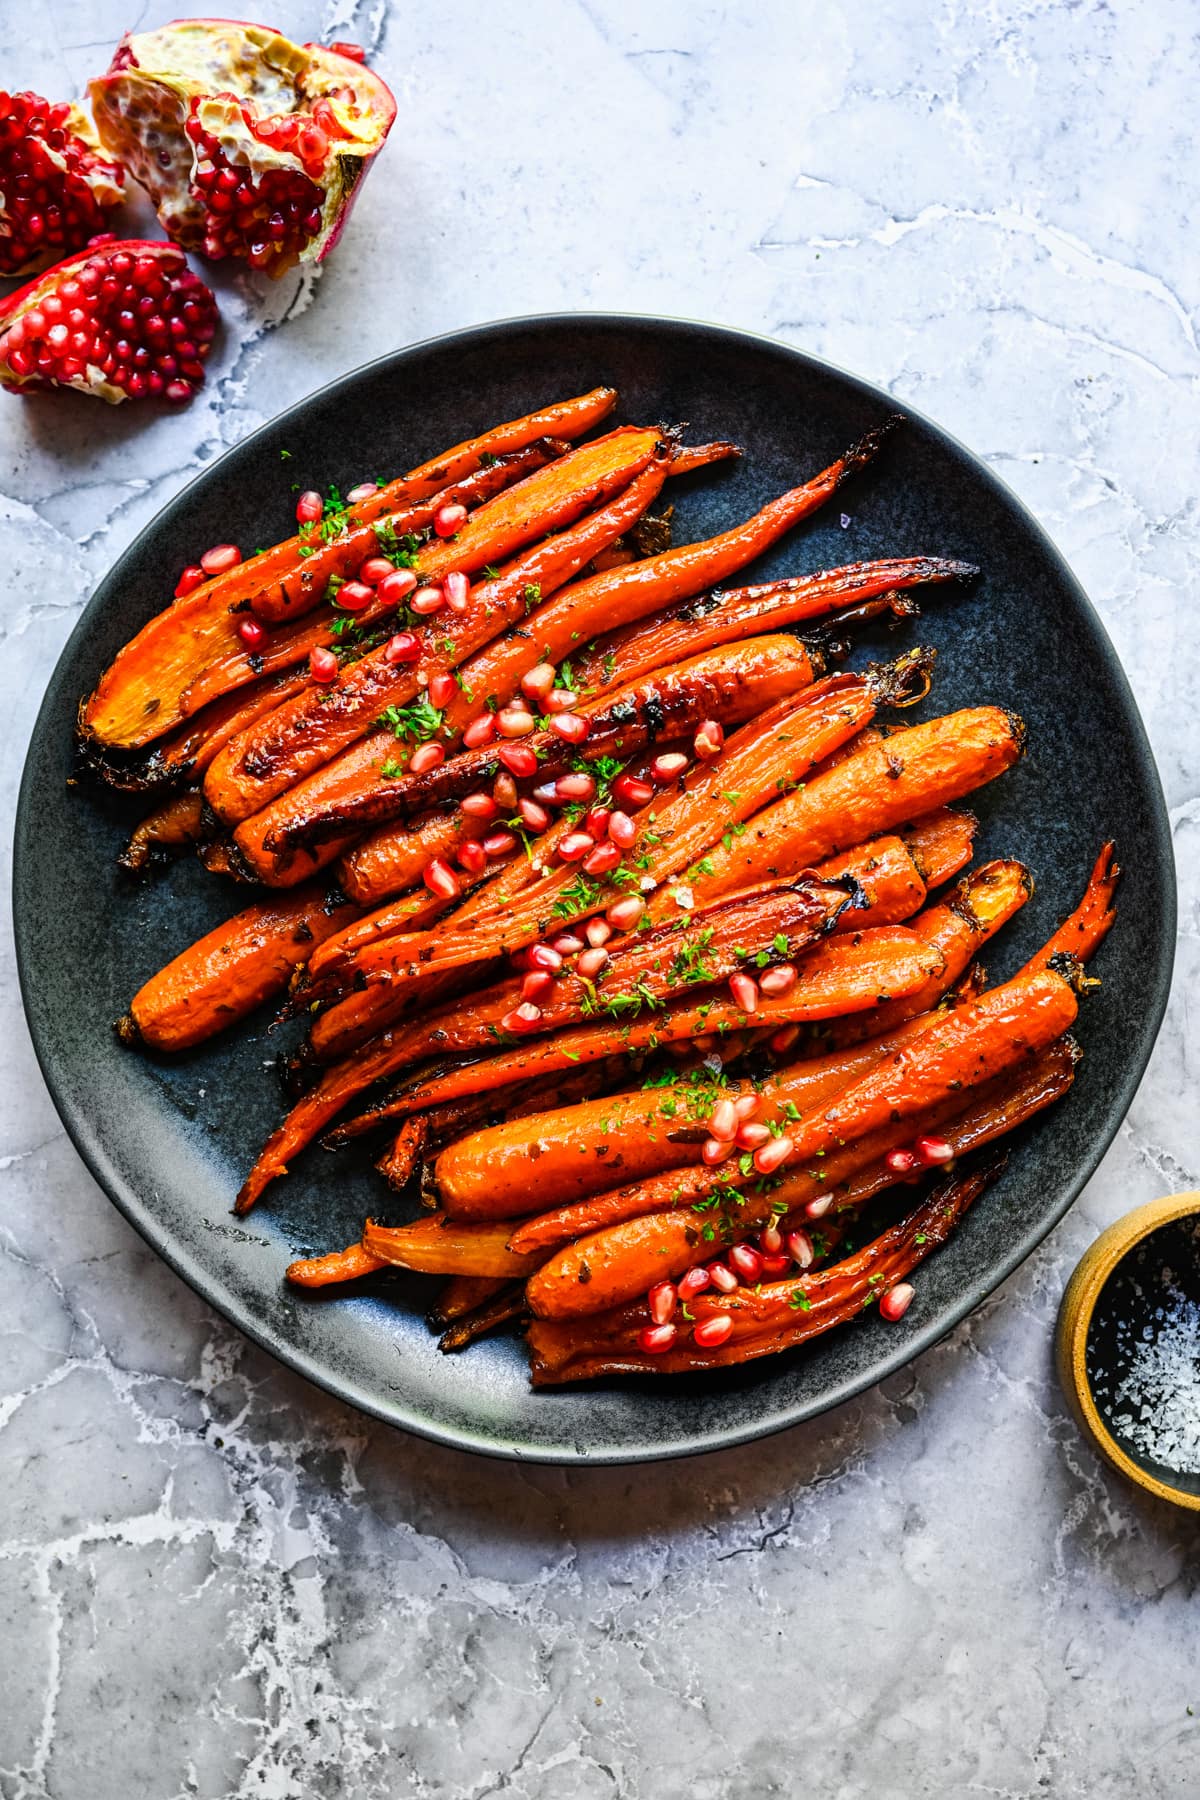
[0,90,125,275]
[89,19,397,278]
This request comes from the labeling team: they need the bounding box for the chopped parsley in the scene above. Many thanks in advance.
[377,694,444,743]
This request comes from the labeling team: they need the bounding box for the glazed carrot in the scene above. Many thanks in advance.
[81,665,311,793]
[318,926,945,1161]
[118,791,205,873]
[285,1242,388,1288]
[375,1116,428,1192]
[433,416,901,741]
[437,1286,528,1353]
[118,883,360,1053]
[524,961,1081,1319]
[526,1162,999,1383]
[272,633,821,847]
[572,556,978,694]
[646,706,1025,919]
[209,445,678,835]
[1014,841,1118,976]
[83,447,560,753]
[361,1214,544,1280]
[427,1276,511,1326]
[901,807,978,888]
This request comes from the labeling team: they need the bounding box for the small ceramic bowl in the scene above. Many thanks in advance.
[1056,1191,1200,1509]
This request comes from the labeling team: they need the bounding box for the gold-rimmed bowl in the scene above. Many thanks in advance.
[1056,1191,1200,1510]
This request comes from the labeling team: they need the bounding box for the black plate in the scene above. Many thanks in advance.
[13,314,1176,1463]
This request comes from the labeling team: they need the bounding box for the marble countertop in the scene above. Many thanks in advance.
[3,2,1199,1794]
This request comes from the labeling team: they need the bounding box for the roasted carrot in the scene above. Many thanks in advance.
[285,1242,388,1288]
[817,836,927,933]
[437,1286,528,1353]
[901,807,978,888]
[646,706,1025,919]
[273,633,822,848]
[1015,842,1118,976]
[361,1214,544,1280]
[82,447,562,754]
[317,926,945,1166]
[427,1275,511,1326]
[118,791,206,873]
[117,883,360,1053]
[374,1116,428,1193]
[80,665,311,793]
[523,960,1083,1319]
[433,417,901,742]
[526,1161,1000,1383]
[572,556,977,694]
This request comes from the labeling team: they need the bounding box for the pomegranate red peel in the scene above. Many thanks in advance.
[0,90,125,276]
[0,239,217,403]
[89,20,397,277]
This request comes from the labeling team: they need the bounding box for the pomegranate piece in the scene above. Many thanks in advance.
[0,91,125,276]
[89,20,397,277]
[0,239,216,403]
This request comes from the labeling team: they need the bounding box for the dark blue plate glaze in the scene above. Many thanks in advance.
[13,315,1176,1463]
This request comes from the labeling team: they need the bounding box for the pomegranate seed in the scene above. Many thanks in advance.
[552,774,594,806]
[461,792,497,820]
[433,501,468,538]
[577,946,609,978]
[497,707,537,739]
[544,688,577,713]
[521,662,556,701]
[769,1025,801,1055]
[693,1314,734,1348]
[497,744,538,778]
[309,645,338,682]
[879,1283,916,1323]
[694,719,725,760]
[885,1148,919,1176]
[337,579,374,612]
[585,918,612,948]
[423,857,461,899]
[729,1243,763,1282]
[295,490,323,523]
[648,1281,677,1325]
[377,569,419,608]
[753,1135,793,1175]
[679,1266,712,1298]
[410,586,445,614]
[607,810,636,848]
[330,39,367,60]
[237,616,266,651]
[200,543,241,576]
[174,565,205,596]
[806,1194,835,1220]
[728,972,759,1013]
[457,839,487,875]
[482,831,518,856]
[702,1137,734,1166]
[521,970,554,1004]
[533,781,561,805]
[787,1229,815,1269]
[518,798,550,832]
[409,741,445,774]
[915,1134,955,1167]
[760,1253,792,1278]
[501,1002,543,1034]
[583,807,611,837]
[737,1121,771,1150]
[557,832,596,862]
[443,571,470,612]
[428,672,457,709]
[346,482,379,504]
[613,773,655,809]
[606,896,646,931]
[734,1094,761,1120]
[462,715,497,748]
[383,631,421,664]
[359,555,396,585]
[527,943,563,972]
[759,964,798,997]
[550,933,584,955]
[493,772,519,808]
[583,842,621,876]
[709,1262,739,1294]
[650,751,689,784]
[709,1098,739,1142]
[637,1323,677,1354]
[760,1222,784,1254]
[548,712,590,744]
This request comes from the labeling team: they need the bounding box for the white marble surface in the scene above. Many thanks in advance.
[3,1,1199,1793]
